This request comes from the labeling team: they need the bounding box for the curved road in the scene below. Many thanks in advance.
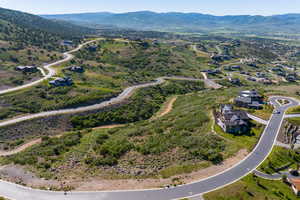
[0,96,298,200]
[0,39,102,96]
[0,77,204,128]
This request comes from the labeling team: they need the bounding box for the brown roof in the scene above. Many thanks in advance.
[291,179,300,190]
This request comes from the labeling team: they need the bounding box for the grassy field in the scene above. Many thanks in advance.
[259,146,300,174]
[204,174,297,200]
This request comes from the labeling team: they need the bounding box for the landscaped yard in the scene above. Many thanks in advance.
[214,121,265,152]
[204,174,297,200]
[259,146,300,174]
[287,106,300,114]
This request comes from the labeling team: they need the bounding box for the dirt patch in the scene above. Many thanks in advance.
[0,139,41,156]
[0,165,59,188]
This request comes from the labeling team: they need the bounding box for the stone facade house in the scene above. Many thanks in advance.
[216,104,250,134]
[234,90,263,109]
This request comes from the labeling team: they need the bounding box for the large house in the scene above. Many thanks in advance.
[67,65,84,73]
[211,54,231,62]
[15,66,38,73]
[234,90,263,109]
[216,104,250,134]
[61,40,73,46]
[49,77,73,87]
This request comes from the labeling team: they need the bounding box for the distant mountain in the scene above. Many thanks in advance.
[41,11,300,34]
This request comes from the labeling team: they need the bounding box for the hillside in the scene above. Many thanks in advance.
[42,11,300,35]
[0,7,94,89]
[0,7,94,38]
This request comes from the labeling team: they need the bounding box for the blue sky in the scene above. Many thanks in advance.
[1,0,300,15]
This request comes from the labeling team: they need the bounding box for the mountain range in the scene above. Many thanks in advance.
[41,11,300,34]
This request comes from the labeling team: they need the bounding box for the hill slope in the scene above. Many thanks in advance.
[0,7,94,38]
[42,11,300,34]
[0,7,94,89]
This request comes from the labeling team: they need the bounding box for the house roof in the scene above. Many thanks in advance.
[291,179,300,191]
[235,96,252,104]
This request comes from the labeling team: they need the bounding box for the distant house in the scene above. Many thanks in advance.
[15,66,38,73]
[286,74,297,82]
[49,77,73,87]
[225,65,241,71]
[288,178,300,196]
[256,72,266,78]
[211,55,231,62]
[87,45,98,52]
[67,66,84,73]
[272,67,284,72]
[248,63,258,68]
[234,90,263,109]
[61,40,73,46]
[230,78,241,85]
[247,77,257,82]
[231,65,241,70]
[216,104,250,134]
[204,69,221,75]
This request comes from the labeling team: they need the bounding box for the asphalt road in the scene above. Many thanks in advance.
[0,77,205,128]
[0,96,298,200]
[0,39,101,96]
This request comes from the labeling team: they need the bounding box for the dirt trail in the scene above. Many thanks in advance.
[0,125,123,156]
[151,96,177,120]
[159,97,177,117]
[0,139,41,156]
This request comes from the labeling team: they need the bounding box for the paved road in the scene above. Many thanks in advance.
[0,77,204,128]
[201,72,223,89]
[0,39,101,96]
[0,96,298,200]
[285,114,300,118]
